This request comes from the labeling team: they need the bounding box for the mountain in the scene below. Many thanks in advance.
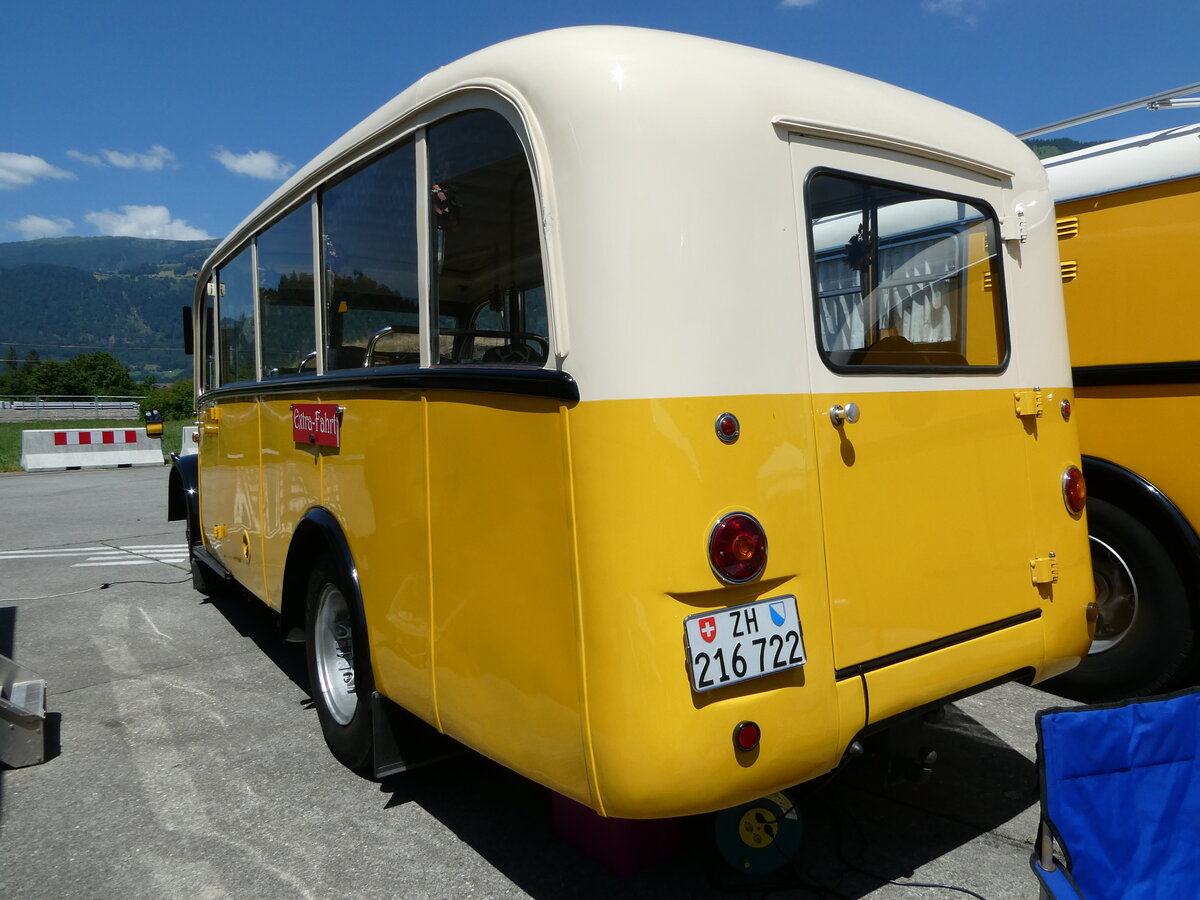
[0,236,217,276]
[0,237,218,381]
[1025,137,1108,160]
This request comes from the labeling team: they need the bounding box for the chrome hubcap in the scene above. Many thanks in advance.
[1089,535,1137,654]
[314,583,356,724]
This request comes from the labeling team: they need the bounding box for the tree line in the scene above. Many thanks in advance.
[1,348,147,397]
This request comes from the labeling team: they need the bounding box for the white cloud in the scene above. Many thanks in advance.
[213,146,296,180]
[102,145,176,171]
[8,215,75,240]
[922,0,987,24]
[84,205,211,240]
[0,152,76,190]
[67,149,105,167]
[780,0,820,6]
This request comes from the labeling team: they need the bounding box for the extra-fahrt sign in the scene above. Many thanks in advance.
[291,403,341,447]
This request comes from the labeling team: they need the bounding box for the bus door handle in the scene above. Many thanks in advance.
[829,402,861,427]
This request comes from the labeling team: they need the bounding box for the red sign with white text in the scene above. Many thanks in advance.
[291,403,340,447]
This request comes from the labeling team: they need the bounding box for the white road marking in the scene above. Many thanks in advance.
[0,543,188,568]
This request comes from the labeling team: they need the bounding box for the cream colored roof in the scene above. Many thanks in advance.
[1044,124,1200,202]
[205,25,1036,271]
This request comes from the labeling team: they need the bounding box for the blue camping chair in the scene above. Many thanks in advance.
[1031,686,1200,899]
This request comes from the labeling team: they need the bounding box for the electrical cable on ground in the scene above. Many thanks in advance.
[0,576,190,603]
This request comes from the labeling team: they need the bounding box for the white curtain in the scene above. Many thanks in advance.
[817,232,959,351]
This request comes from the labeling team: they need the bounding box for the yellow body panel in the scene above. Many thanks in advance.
[424,393,586,798]
[1056,172,1200,560]
[810,389,1039,670]
[319,391,435,723]
[197,400,268,604]
[1057,176,1200,368]
[1074,384,1200,532]
[564,395,841,816]
[258,399,323,611]
[195,386,1091,818]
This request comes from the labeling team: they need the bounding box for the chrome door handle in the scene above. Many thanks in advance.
[829,402,861,427]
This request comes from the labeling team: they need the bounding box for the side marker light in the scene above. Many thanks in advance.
[1062,466,1086,516]
[734,721,761,753]
[715,412,740,444]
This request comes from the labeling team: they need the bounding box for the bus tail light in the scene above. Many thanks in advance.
[1063,466,1087,515]
[709,513,767,584]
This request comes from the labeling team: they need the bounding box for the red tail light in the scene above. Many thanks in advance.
[733,720,761,752]
[709,513,767,584]
[1063,466,1086,515]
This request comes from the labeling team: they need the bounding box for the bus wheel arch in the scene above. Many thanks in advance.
[282,510,377,774]
[1048,459,1200,700]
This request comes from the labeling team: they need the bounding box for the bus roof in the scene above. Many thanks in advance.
[204,26,1037,273]
[1044,124,1200,203]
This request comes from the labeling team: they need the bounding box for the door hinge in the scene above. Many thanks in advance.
[1030,553,1058,585]
[1014,388,1044,418]
[1000,208,1027,244]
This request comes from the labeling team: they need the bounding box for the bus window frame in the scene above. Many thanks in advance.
[214,244,261,388]
[198,276,219,392]
[803,166,1012,377]
[194,90,562,403]
[254,195,322,383]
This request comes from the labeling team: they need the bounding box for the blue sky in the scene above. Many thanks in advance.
[3,0,1198,244]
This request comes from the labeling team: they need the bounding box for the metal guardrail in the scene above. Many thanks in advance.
[0,395,145,422]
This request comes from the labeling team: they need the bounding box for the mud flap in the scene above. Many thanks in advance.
[371,692,465,779]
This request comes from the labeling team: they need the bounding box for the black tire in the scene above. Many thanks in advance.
[1048,497,1194,701]
[305,553,375,773]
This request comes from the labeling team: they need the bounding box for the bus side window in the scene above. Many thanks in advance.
[217,248,255,384]
[258,203,317,378]
[427,109,549,367]
[808,173,1007,372]
[321,140,419,370]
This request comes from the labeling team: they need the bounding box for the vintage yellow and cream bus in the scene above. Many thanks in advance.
[165,26,1093,819]
[1042,124,1200,700]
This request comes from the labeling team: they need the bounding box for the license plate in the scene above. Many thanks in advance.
[683,595,806,692]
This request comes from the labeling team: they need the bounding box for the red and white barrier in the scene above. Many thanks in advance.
[20,428,165,472]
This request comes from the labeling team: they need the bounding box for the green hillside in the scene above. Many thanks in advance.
[0,236,217,275]
[1025,136,1108,160]
[0,237,217,382]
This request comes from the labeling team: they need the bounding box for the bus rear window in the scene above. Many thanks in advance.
[807,172,1007,372]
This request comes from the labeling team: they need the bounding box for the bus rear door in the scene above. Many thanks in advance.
[796,148,1044,724]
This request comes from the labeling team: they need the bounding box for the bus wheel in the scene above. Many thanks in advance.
[1048,497,1193,701]
[305,555,375,773]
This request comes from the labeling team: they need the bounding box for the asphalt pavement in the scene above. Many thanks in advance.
[0,465,1071,899]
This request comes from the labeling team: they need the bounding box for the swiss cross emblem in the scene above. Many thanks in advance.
[698,616,717,644]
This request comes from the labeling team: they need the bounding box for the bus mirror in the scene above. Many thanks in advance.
[182,306,194,355]
[144,408,164,439]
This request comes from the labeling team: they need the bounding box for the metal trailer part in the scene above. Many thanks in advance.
[1,653,49,768]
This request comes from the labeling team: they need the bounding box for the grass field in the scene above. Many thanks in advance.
[0,418,192,472]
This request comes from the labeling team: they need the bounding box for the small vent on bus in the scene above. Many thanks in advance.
[1056,217,1080,239]
[983,271,994,291]
[1060,261,1079,283]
